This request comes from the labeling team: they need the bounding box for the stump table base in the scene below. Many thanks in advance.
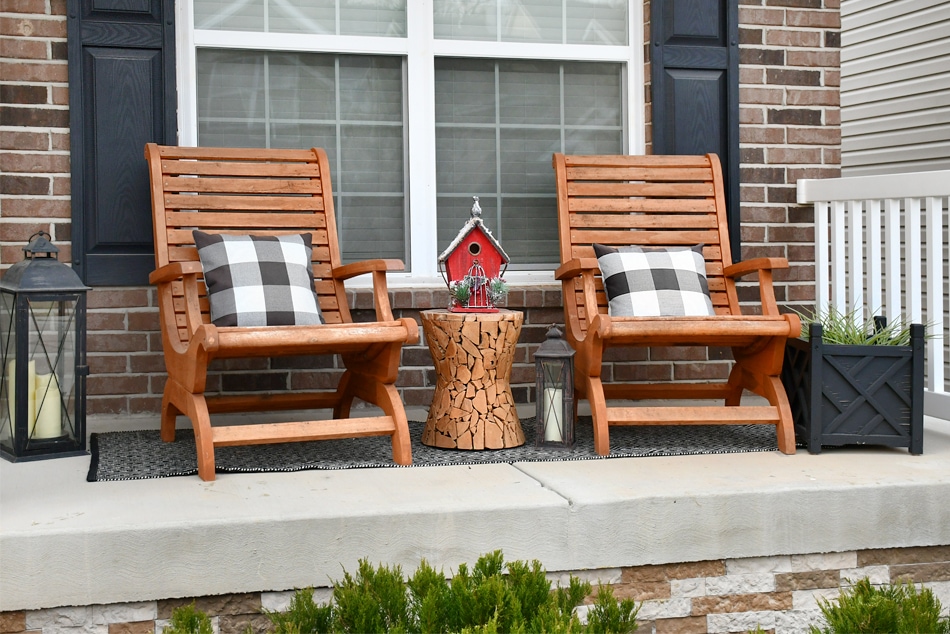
[421,310,524,450]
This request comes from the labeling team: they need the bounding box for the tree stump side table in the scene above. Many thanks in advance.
[420,309,525,450]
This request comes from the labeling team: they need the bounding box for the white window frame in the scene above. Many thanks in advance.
[175,0,645,288]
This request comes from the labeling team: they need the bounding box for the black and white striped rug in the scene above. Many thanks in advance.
[87,417,779,481]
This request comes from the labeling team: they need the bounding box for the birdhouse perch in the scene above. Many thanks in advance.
[439,197,510,312]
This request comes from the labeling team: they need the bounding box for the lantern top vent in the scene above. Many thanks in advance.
[0,232,90,294]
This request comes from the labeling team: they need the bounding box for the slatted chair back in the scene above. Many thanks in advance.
[554,153,740,335]
[147,145,350,345]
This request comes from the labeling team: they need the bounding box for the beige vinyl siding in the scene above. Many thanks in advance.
[841,0,950,176]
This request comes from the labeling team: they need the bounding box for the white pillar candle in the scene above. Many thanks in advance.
[543,386,564,442]
[34,372,62,439]
[6,360,36,438]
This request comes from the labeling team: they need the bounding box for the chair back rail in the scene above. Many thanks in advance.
[554,153,740,339]
[146,145,349,345]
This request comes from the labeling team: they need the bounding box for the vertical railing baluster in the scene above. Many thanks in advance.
[815,201,830,314]
[925,196,945,391]
[866,199,882,317]
[906,197,922,323]
[848,200,864,316]
[831,200,847,313]
[884,198,902,325]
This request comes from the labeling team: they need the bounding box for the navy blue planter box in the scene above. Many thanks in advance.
[781,322,924,454]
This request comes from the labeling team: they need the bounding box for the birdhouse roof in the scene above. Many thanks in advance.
[438,215,510,265]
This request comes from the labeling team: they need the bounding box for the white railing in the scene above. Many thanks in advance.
[797,170,950,420]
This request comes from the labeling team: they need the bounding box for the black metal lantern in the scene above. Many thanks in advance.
[534,325,575,448]
[1,232,90,461]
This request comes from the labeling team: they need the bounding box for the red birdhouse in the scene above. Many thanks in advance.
[439,197,510,312]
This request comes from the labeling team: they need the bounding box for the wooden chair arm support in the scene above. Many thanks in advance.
[555,258,600,280]
[332,259,405,280]
[149,261,204,285]
[723,258,789,316]
[722,257,788,279]
[332,259,405,322]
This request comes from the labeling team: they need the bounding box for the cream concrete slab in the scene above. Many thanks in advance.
[514,416,950,570]
[2,410,949,612]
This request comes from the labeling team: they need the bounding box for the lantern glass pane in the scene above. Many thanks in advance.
[26,298,78,445]
[540,359,565,443]
[0,292,15,446]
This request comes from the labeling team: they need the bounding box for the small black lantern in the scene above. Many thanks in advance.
[1,232,90,461]
[534,325,575,448]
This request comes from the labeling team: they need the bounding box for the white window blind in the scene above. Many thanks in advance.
[435,59,623,266]
[195,0,407,37]
[196,50,407,262]
[433,0,627,45]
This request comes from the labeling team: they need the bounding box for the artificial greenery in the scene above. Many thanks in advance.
[486,278,509,306]
[163,602,214,634]
[449,279,472,307]
[796,306,918,346]
[810,577,950,634]
[257,550,639,633]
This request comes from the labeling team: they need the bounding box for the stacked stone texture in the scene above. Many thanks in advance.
[0,0,839,417]
[2,547,947,634]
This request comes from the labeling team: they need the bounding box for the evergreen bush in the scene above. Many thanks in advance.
[811,577,950,634]
[163,602,213,634]
[254,550,638,633]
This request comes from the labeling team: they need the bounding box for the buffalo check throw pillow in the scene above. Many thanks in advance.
[193,231,324,327]
[593,243,715,317]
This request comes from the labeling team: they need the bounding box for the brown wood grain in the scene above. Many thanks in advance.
[145,143,419,480]
[552,152,801,457]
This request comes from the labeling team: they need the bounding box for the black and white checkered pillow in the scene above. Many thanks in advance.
[594,243,715,317]
[193,231,324,327]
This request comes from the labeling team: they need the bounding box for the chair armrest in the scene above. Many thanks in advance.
[555,258,600,281]
[723,258,788,279]
[149,261,204,285]
[332,259,405,280]
[722,258,789,317]
[332,259,405,322]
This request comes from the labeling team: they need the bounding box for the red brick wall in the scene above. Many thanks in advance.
[1,0,839,418]
[0,0,71,266]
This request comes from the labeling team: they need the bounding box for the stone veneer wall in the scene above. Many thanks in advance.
[1,0,839,417]
[1,546,948,634]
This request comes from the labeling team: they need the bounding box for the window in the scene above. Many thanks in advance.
[181,0,643,282]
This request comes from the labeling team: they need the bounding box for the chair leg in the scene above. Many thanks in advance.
[333,370,355,419]
[160,381,181,442]
[725,363,744,406]
[763,375,796,455]
[586,375,610,456]
[376,382,412,466]
[164,379,217,480]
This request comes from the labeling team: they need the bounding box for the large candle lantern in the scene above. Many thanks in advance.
[1,232,90,461]
[534,325,575,448]
[439,197,510,312]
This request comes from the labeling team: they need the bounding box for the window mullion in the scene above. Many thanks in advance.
[405,0,438,280]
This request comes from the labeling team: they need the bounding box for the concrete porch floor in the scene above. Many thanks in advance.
[2,405,949,613]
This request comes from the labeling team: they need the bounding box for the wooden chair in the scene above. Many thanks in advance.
[145,144,419,480]
[552,152,801,456]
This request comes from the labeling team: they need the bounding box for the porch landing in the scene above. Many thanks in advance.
[2,407,949,612]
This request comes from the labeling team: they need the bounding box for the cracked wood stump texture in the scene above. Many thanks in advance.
[421,310,525,450]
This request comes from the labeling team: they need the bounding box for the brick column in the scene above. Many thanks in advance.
[0,0,71,266]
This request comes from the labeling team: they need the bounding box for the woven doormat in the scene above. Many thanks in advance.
[87,417,779,481]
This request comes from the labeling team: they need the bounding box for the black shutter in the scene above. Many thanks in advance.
[67,0,176,286]
[651,0,741,263]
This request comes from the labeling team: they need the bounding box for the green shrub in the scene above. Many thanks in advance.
[164,602,213,634]
[264,550,638,633]
[811,577,950,634]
